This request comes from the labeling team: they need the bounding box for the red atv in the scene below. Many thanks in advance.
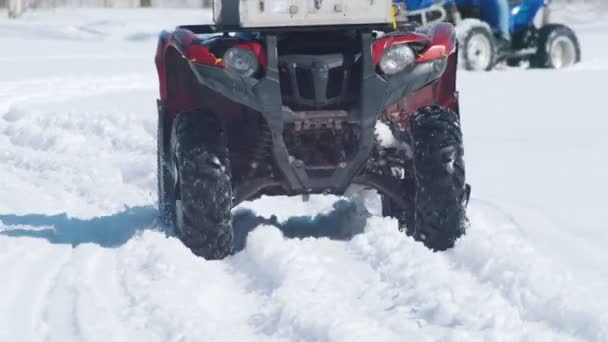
[155,0,470,259]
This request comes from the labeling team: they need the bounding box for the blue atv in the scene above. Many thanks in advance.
[396,0,581,70]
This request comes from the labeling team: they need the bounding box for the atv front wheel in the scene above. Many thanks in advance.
[532,24,581,69]
[411,106,469,250]
[383,106,469,251]
[171,112,234,259]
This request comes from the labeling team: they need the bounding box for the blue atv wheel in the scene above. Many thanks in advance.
[457,20,496,71]
[532,24,581,69]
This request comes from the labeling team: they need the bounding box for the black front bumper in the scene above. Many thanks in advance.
[189,32,447,195]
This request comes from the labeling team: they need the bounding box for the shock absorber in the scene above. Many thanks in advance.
[248,118,273,177]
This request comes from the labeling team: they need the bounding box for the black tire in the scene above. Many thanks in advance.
[411,106,469,250]
[157,108,176,227]
[383,106,469,251]
[460,24,496,71]
[172,112,234,259]
[506,58,522,67]
[531,24,581,69]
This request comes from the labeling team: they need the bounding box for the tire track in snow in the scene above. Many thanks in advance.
[31,249,74,342]
[50,247,126,342]
[0,208,600,341]
[42,245,134,342]
[448,201,608,342]
[229,215,582,341]
[349,217,579,342]
[42,247,101,342]
[113,231,282,342]
[0,238,43,341]
[76,248,129,342]
[0,235,25,272]
[0,238,72,342]
[231,225,425,342]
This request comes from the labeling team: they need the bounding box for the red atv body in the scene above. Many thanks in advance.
[155,22,469,259]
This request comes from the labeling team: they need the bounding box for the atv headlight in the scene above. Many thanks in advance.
[379,44,415,75]
[224,47,260,77]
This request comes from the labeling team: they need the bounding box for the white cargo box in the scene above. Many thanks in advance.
[214,0,394,28]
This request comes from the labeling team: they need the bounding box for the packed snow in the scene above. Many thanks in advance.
[1,7,607,342]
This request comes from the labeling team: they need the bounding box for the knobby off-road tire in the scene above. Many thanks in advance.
[172,112,234,259]
[158,109,176,227]
[411,106,469,250]
[383,106,469,251]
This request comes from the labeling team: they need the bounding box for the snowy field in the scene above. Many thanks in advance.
[1,7,607,342]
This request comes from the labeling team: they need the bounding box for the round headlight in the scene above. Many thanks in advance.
[224,47,260,77]
[379,44,415,75]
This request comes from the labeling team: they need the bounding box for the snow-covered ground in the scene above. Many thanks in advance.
[1,8,607,342]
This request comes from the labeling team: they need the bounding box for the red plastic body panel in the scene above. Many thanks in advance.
[156,29,222,102]
[154,31,171,102]
[372,23,457,65]
[416,23,457,62]
[155,30,265,119]
[374,23,459,128]
[384,51,459,129]
[372,32,430,65]
[156,23,459,124]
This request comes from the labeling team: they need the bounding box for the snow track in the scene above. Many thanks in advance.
[1,8,607,342]
[2,207,606,341]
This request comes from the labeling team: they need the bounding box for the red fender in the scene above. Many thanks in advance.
[372,23,457,66]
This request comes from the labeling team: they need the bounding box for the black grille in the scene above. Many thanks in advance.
[326,66,345,99]
[279,53,358,109]
[295,67,315,100]
[279,65,293,97]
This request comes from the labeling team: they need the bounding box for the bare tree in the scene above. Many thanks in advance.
[140,0,151,7]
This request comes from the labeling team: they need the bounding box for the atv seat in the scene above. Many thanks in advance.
[404,4,449,25]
